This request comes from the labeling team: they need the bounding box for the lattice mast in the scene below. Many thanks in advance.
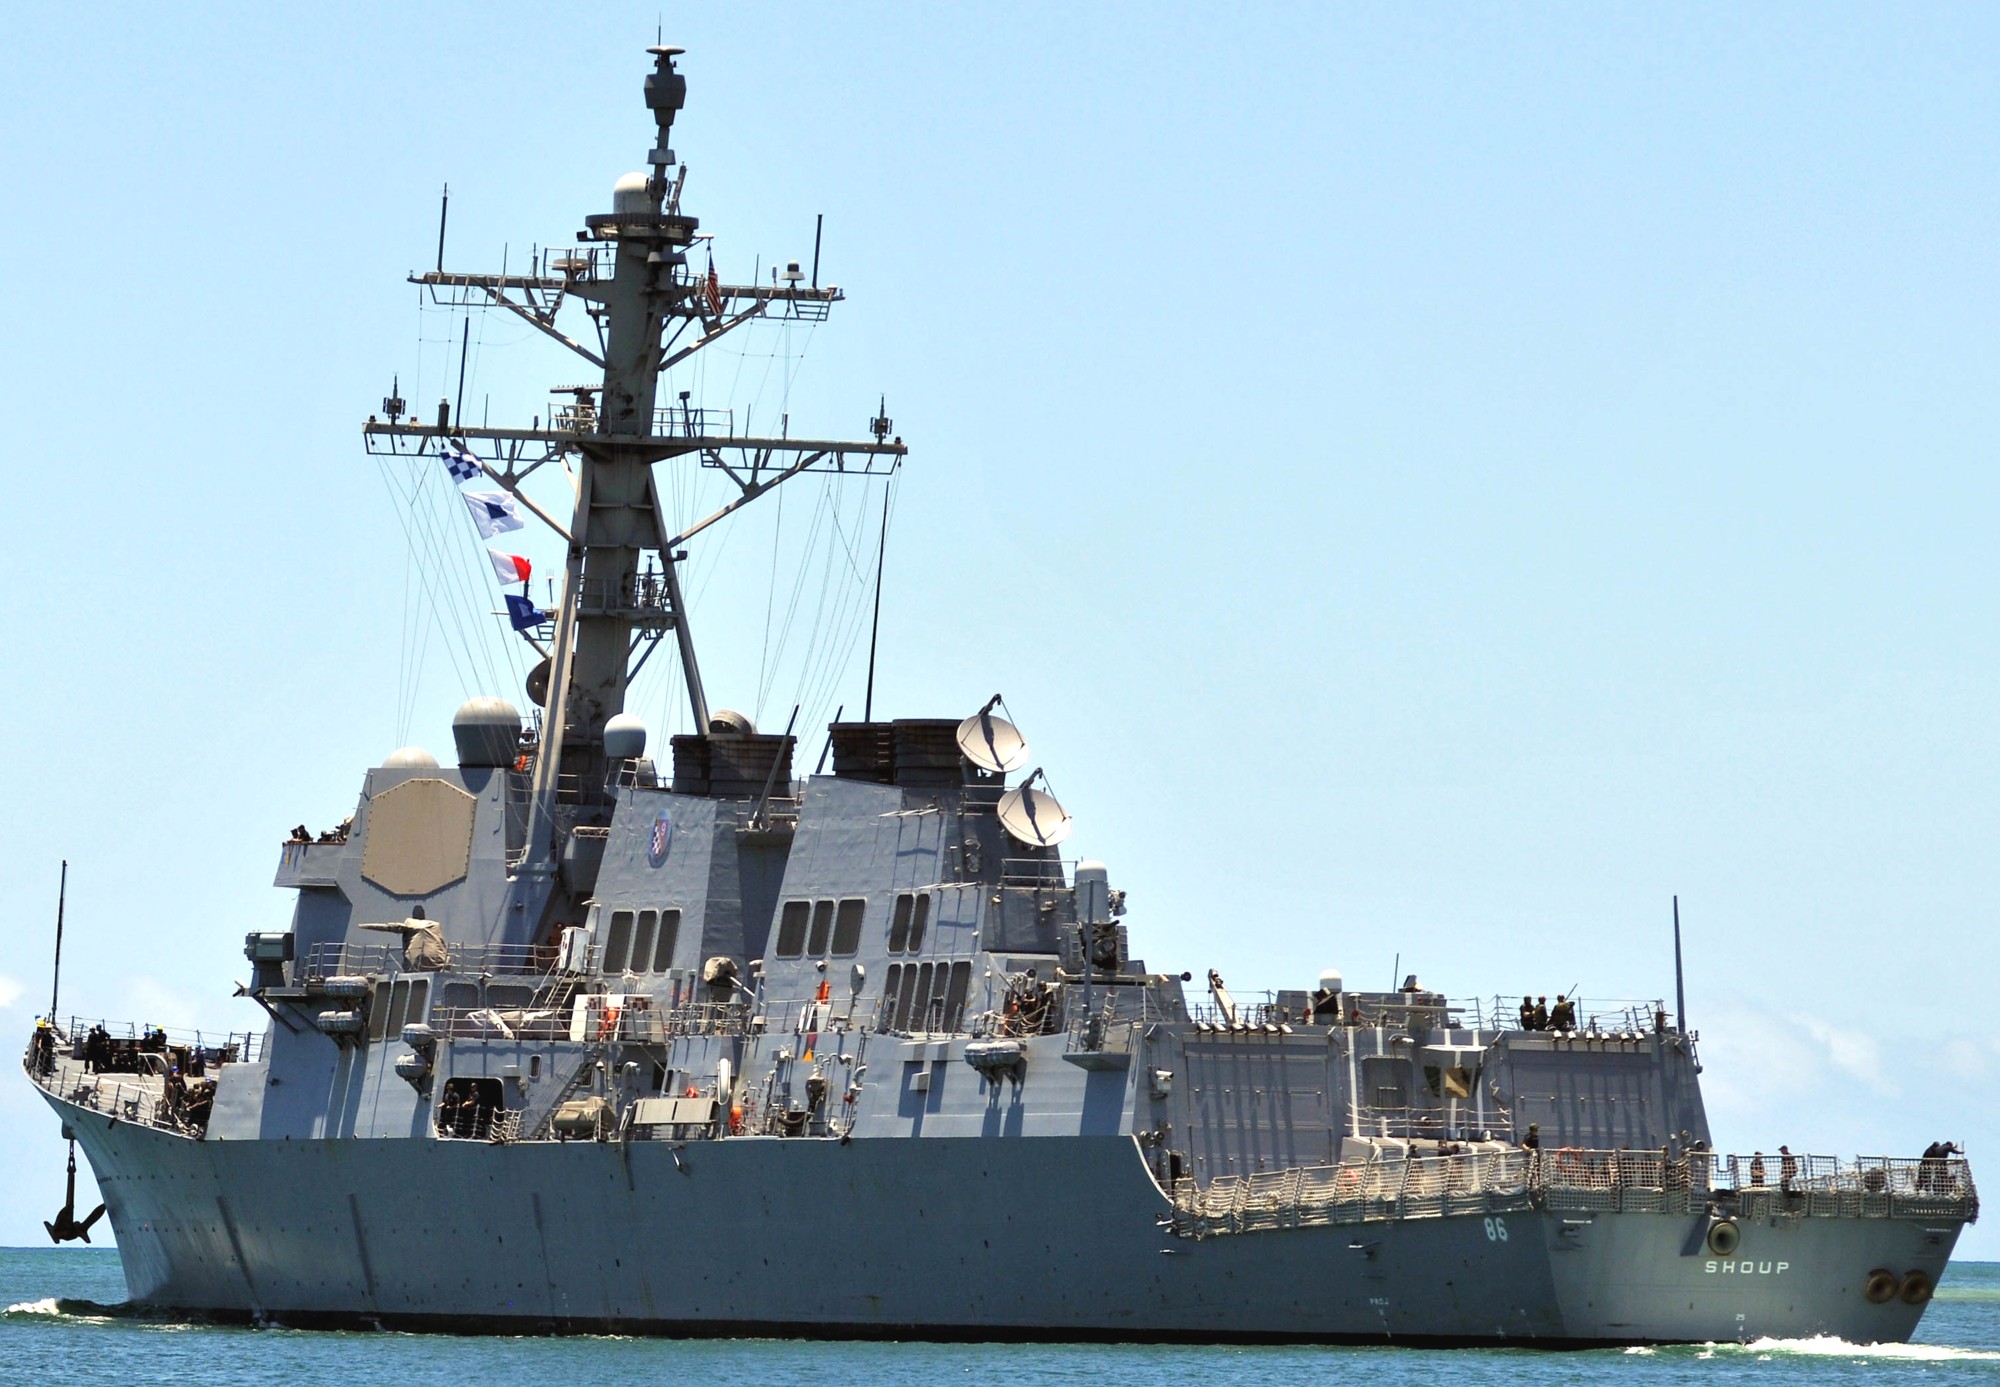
[362,45,904,876]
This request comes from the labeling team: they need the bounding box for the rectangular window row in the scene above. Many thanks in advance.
[888,892,930,955]
[883,959,971,1035]
[602,908,683,975]
[774,898,866,958]
[366,977,430,1042]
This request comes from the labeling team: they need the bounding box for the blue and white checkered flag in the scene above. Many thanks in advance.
[461,489,525,538]
[442,444,482,483]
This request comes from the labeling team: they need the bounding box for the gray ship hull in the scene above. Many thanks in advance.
[48,1087,1960,1344]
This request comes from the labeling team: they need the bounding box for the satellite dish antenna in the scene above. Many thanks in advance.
[525,657,551,708]
[956,694,1029,774]
[996,769,1072,848]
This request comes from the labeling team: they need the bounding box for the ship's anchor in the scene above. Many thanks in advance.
[44,1139,105,1244]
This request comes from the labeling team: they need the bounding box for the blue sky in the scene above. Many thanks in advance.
[2,3,1997,1259]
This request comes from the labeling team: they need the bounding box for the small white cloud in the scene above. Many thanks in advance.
[111,976,205,1032]
[1698,1001,1897,1099]
[1941,1036,2000,1085]
[0,975,24,1010]
[1798,1015,1894,1096]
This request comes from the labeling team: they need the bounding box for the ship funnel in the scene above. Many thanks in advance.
[453,696,523,768]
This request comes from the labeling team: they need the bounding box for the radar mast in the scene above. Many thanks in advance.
[363,46,904,881]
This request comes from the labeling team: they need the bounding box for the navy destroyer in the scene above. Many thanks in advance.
[24,46,1975,1343]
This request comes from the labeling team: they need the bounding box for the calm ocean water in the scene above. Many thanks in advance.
[2,1247,1996,1385]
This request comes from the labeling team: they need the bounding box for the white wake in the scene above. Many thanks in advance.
[1733,1333,2000,1362]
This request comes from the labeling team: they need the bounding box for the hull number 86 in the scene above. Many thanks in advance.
[1483,1217,1509,1242]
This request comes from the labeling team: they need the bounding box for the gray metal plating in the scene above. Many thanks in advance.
[22,44,1973,1344]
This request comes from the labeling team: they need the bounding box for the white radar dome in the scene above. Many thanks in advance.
[612,172,650,212]
[453,696,523,768]
[383,746,439,769]
[603,712,648,761]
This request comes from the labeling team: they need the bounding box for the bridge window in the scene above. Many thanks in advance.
[807,899,835,956]
[369,977,431,1043]
[882,964,901,1029]
[940,961,971,1032]
[629,911,657,975]
[775,901,809,957]
[887,892,930,954]
[652,908,682,972]
[831,899,866,956]
[602,909,635,973]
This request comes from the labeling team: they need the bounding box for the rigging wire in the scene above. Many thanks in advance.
[379,290,552,740]
[755,484,787,719]
[397,379,507,701]
[372,454,476,716]
[449,300,532,695]
[414,449,512,700]
[793,471,893,733]
[398,453,497,697]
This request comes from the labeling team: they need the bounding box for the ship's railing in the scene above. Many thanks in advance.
[1184,998,1464,1031]
[24,1021,258,1142]
[503,770,611,809]
[1061,986,1190,1055]
[1536,1148,1980,1218]
[46,1067,206,1138]
[547,400,737,437]
[610,757,664,789]
[48,1017,265,1068]
[428,1005,573,1042]
[427,997,751,1044]
[1172,1150,1536,1239]
[999,857,1076,887]
[1185,990,1467,1031]
[542,246,610,280]
[435,1104,523,1143]
[1342,1105,1509,1143]
[299,940,563,983]
[572,572,675,621]
[1168,1148,1979,1239]
[1235,993,1675,1034]
[1468,994,1676,1035]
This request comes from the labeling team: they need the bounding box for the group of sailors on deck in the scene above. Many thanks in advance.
[1517,995,1575,1032]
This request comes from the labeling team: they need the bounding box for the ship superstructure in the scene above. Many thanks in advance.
[25,47,1975,1344]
